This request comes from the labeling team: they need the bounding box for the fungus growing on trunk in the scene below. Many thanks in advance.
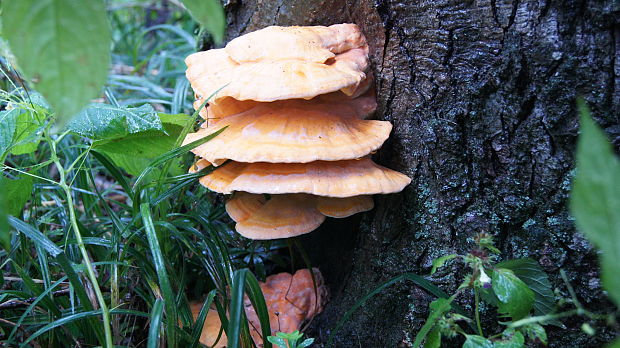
[225,193,373,239]
[184,93,389,165]
[184,24,410,239]
[191,268,328,347]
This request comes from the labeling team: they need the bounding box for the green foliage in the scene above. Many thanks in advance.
[268,331,314,348]
[462,335,493,348]
[10,107,46,155]
[1,0,111,125]
[431,253,457,275]
[496,258,555,318]
[491,269,534,320]
[0,109,19,159]
[0,4,286,347]
[181,0,226,44]
[570,100,620,306]
[0,175,33,218]
[68,103,163,140]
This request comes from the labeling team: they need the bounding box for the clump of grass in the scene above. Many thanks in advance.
[0,3,289,347]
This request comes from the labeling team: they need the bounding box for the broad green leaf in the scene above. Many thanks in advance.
[496,258,555,318]
[431,253,457,274]
[521,324,547,345]
[181,0,226,44]
[570,100,620,306]
[424,326,441,348]
[462,335,493,348]
[10,108,46,155]
[1,0,111,126]
[68,104,163,141]
[412,298,452,348]
[491,268,534,320]
[1,175,33,217]
[493,330,525,348]
[0,109,19,159]
[94,116,185,177]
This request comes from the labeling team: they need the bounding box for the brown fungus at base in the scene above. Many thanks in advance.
[190,268,328,347]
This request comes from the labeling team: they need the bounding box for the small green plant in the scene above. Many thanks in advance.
[416,233,550,347]
[268,330,315,348]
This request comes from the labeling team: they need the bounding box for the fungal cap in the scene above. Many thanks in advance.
[225,24,366,63]
[195,158,411,198]
[316,195,374,218]
[185,46,368,103]
[230,193,326,239]
[183,98,391,164]
[225,191,266,222]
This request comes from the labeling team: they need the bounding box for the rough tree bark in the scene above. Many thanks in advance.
[214,0,619,346]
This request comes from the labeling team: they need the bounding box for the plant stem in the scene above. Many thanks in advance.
[46,133,114,348]
[474,288,483,336]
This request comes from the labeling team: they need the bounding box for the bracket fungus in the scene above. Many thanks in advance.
[184,24,411,239]
[191,268,328,347]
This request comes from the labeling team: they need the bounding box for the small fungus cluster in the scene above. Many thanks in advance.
[191,268,328,347]
[184,24,411,239]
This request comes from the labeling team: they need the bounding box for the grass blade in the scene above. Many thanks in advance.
[148,299,165,348]
[141,203,177,347]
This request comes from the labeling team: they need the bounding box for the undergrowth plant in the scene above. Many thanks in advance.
[0,1,289,347]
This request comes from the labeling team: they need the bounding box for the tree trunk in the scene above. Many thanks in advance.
[218,0,619,346]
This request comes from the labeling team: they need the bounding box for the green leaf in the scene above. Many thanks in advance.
[491,268,534,320]
[521,324,547,345]
[68,104,163,141]
[493,330,525,348]
[1,0,111,126]
[570,100,620,306]
[496,258,555,318]
[424,326,441,348]
[1,175,33,217]
[431,254,457,275]
[10,108,46,155]
[462,335,494,348]
[181,0,226,44]
[267,336,288,348]
[94,114,186,177]
[413,298,452,348]
[298,338,315,348]
[0,109,19,159]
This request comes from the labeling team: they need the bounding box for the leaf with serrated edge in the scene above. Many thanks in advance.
[2,0,111,126]
[496,258,555,318]
[68,104,162,141]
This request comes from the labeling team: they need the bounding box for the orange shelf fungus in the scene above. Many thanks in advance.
[184,24,411,239]
[191,268,328,347]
